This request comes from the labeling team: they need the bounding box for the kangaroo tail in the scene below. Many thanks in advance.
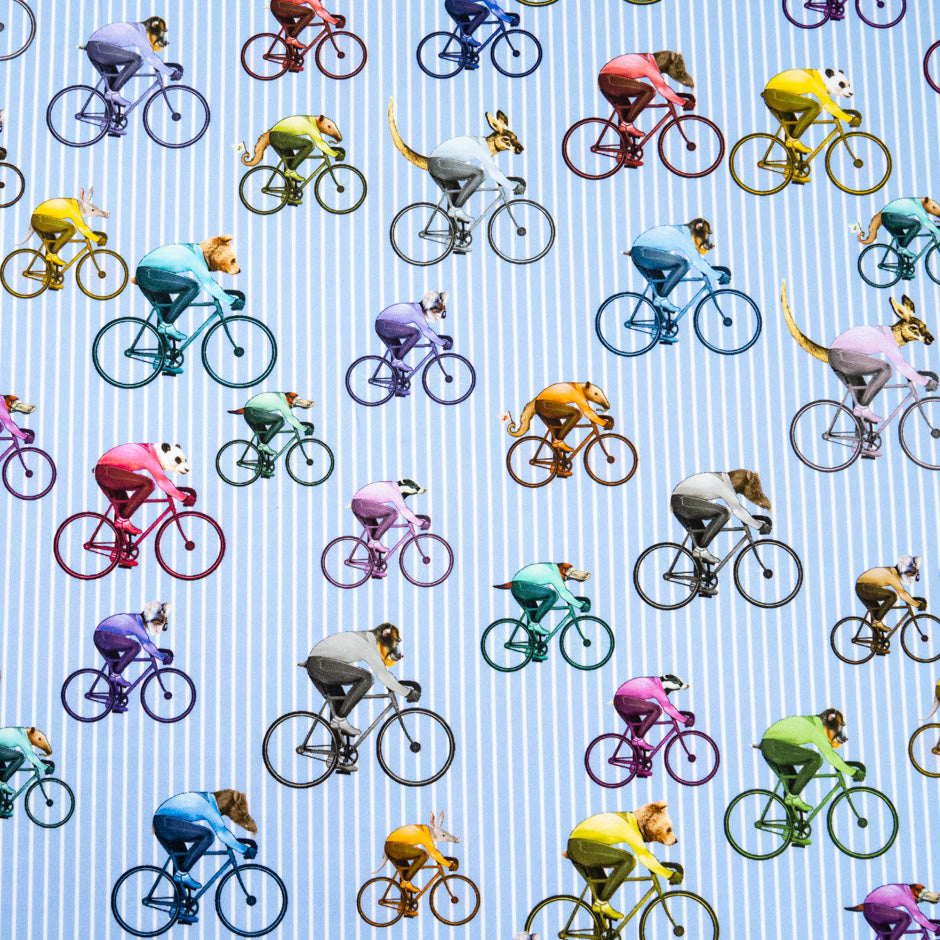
[858,212,881,245]
[370,854,390,875]
[780,280,829,363]
[493,581,514,589]
[242,131,270,167]
[388,98,429,170]
[16,226,34,246]
[228,408,246,415]
[507,400,536,437]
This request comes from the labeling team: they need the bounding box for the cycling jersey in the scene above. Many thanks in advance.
[535,383,608,428]
[761,715,855,775]
[385,825,452,866]
[95,613,165,659]
[242,392,305,432]
[97,444,188,502]
[882,198,940,240]
[510,563,582,608]
[0,728,47,772]
[0,398,26,441]
[856,567,919,606]
[569,813,672,879]
[863,885,940,933]
[375,303,444,346]
[87,22,173,74]
[599,55,686,106]
[31,199,98,241]
[614,677,686,722]
[289,0,338,24]
[830,325,930,386]
[632,225,720,284]
[153,792,249,854]
[352,481,423,527]
[429,136,513,192]
[764,70,854,123]
[671,473,762,529]
[137,243,237,310]
[270,115,340,157]
[307,631,411,696]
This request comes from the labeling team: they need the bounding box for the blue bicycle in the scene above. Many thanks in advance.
[416,13,541,78]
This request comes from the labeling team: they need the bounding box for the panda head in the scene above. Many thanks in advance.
[822,68,853,100]
[158,443,190,475]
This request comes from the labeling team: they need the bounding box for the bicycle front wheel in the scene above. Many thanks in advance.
[826,132,891,196]
[658,115,725,178]
[488,198,555,264]
[782,0,831,27]
[239,166,290,215]
[399,533,454,587]
[900,613,940,663]
[53,512,122,580]
[3,446,56,500]
[376,707,455,786]
[584,733,638,788]
[583,432,638,486]
[926,244,940,285]
[729,133,793,195]
[898,397,940,470]
[789,399,862,472]
[506,435,558,487]
[1,248,50,298]
[140,668,196,723]
[345,356,397,406]
[240,33,290,80]
[111,865,181,937]
[693,288,762,355]
[559,616,615,670]
[480,618,534,672]
[927,41,940,95]
[46,85,111,147]
[390,202,455,266]
[285,438,334,486]
[827,786,898,859]
[93,317,165,388]
[595,292,662,357]
[857,243,903,288]
[525,895,599,939]
[143,85,210,149]
[908,724,940,778]
[733,539,803,608]
[75,248,128,301]
[422,353,476,405]
[0,162,25,208]
[829,616,877,665]
[202,315,277,388]
[216,439,263,486]
[855,0,906,28]
[25,778,75,828]
[723,789,792,859]
[416,31,466,78]
[357,877,406,927]
[561,118,627,180]
[639,891,718,940]
[315,30,367,79]
[664,730,720,786]
[216,864,288,937]
[262,711,338,787]
[490,29,542,78]
[314,163,367,214]
[430,875,480,926]
[61,668,114,722]
[321,536,373,587]
[0,0,36,60]
[154,511,225,581]
[633,543,701,610]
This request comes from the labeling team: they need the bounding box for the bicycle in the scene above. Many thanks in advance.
[633,514,804,611]
[562,98,725,181]
[53,486,225,582]
[345,338,476,407]
[782,0,905,28]
[262,680,455,788]
[389,177,555,266]
[515,0,661,4]
[481,595,615,672]
[0,428,56,501]
[216,425,334,487]
[416,14,541,79]
[730,111,892,196]
[849,912,940,940]
[241,13,366,81]
[0,759,74,828]
[92,290,277,389]
[908,722,940,778]
[525,865,718,940]
[1,231,128,300]
[358,856,480,927]
[238,147,367,216]
[0,143,24,208]
[584,710,720,788]
[321,514,454,588]
[858,232,940,289]
[724,761,898,860]
[111,839,288,937]
[61,651,196,724]
[0,0,35,61]
[927,41,940,95]
[830,598,940,665]
[789,372,940,472]
[596,266,762,358]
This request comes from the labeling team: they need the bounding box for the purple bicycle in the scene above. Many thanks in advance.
[782,0,905,28]
[926,41,940,95]
[1,428,56,500]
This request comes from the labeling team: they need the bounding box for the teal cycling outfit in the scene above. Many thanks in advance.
[497,562,587,625]
[240,392,306,444]
[881,198,940,248]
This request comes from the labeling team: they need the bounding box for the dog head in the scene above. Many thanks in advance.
[397,478,426,499]
[485,111,524,154]
[582,381,610,411]
[285,393,315,409]
[687,218,714,255]
[142,15,169,49]
[316,115,342,142]
[558,563,591,583]
[157,443,190,475]
[652,50,694,89]
[914,886,940,904]
[727,469,772,511]
[214,789,257,834]
[27,727,52,755]
[421,290,448,321]
[896,555,921,586]
[633,801,677,846]
[818,707,847,747]
[660,674,690,694]
[373,623,403,667]
[4,396,35,415]
[142,601,171,635]
[200,235,241,275]
[822,68,853,99]
[78,186,110,221]
[890,295,934,346]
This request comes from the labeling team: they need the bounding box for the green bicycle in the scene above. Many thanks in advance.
[216,425,334,487]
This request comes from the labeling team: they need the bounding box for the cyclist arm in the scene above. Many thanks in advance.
[137,452,188,502]
[360,644,411,697]
[813,732,855,776]
[482,0,512,21]
[619,821,673,879]
[403,310,446,347]
[304,0,340,24]
[9,730,47,772]
[812,89,854,123]
[306,130,340,159]
[270,395,305,433]
[476,148,514,194]
[0,404,27,440]
[384,491,423,529]
[648,686,688,723]
[914,205,940,241]
[186,258,239,310]
[416,833,452,867]
[201,808,250,855]
[881,345,930,386]
[647,72,686,107]
[706,476,762,528]
[878,568,920,608]
[64,209,101,243]
[125,32,175,76]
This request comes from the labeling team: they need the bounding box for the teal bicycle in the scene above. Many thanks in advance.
[0,759,75,828]
[857,231,940,288]
[216,424,334,487]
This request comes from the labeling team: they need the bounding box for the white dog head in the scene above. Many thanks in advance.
[157,443,190,475]
[897,555,921,585]
[142,601,171,635]
[421,290,448,321]
[822,68,853,99]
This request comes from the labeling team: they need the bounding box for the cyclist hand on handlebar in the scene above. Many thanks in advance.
[601,414,615,430]
[846,760,866,782]
[237,837,258,860]
[416,513,431,531]
[680,93,696,111]
[508,176,526,195]
[401,679,422,703]
[843,108,862,128]
[158,648,174,666]
[92,230,108,247]
[178,486,197,508]
[440,335,454,350]
[662,862,684,885]
[332,146,346,163]
[758,520,772,536]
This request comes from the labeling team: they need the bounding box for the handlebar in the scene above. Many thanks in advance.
[236,837,258,860]
[678,710,695,728]
[573,596,592,613]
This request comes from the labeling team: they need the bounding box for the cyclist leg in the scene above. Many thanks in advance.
[30,214,74,271]
[566,838,635,920]
[854,583,896,635]
[534,400,579,452]
[827,348,892,427]
[598,73,654,138]
[881,211,920,264]
[0,744,22,798]
[385,841,428,899]
[269,131,314,185]
[761,90,819,159]
[303,656,372,738]
[670,494,729,573]
[630,246,686,313]
[613,694,661,756]
[862,903,911,940]
[350,497,397,555]
[444,1,488,44]
[509,583,556,635]
[426,156,485,224]
[270,0,317,46]
[153,815,213,902]
[759,739,822,816]
[135,266,199,346]
[85,41,142,107]
[375,320,421,372]
[244,407,283,462]
[93,631,139,696]
[93,464,154,536]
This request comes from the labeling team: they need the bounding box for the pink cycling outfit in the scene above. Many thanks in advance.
[613,676,687,739]
[94,444,186,518]
[0,399,26,441]
[350,482,422,541]
[598,54,685,126]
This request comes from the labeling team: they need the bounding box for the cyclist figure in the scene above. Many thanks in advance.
[152,789,258,920]
[858,197,940,268]
[0,394,34,441]
[83,16,174,113]
[349,479,430,567]
[612,675,690,766]
[759,708,864,826]
[0,727,53,813]
[444,1,518,65]
[493,562,591,635]
[380,812,460,902]
[93,602,172,705]
[630,218,724,316]
[375,290,449,377]
[228,392,315,471]
[26,190,110,276]
[270,0,339,52]
[845,884,940,940]
[856,555,924,639]
[93,442,193,545]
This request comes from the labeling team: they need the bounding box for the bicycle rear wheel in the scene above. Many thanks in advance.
[733,539,803,608]
[639,891,718,940]
[633,543,701,610]
[239,166,290,215]
[826,132,891,196]
[488,198,555,264]
[345,356,398,405]
[857,243,903,288]
[898,397,940,470]
[0,0,36,60]
[61,668,115,722]
[3,446,56,500]
[262,711,338,787]
[357,877,406,927]
[927,41,940,95]
[75,249,128,300]
[525,895,599,939]
[729,133,793,195]
[559,616,615,670]
[855,0,906,27]
[25,778,75,828]
[430,875,480,925]
[111,865,181,937]
[216,864,288,937]
[390,202,455,266]
[490,29,542,78]
[240,33,290,80]
[321,536,374,587]
[314,164,367,214]
[46,85,111,147]
[664,730,720,786]
[376,707,455,786]
[480,618,534,672]
[583,432,638,486]
[658,115,725,178]
[827,786,898,859]
[693,288,762,355]
[0,162,25,208]
[399,533,454,587]
[140,668,196,723]
[900,613,940,663]
[202,316,277,388]
[154,511,225,581]
[723,789,793,859]
[315,30,367,79]
[416,31,466,78]
[829,616,877,664]
[595,292,662,357]
[789,399,862,471]
[584,733,639,787]
[216,440,263,486]
[506,435,558,487]
[781,0,831,27]
[1,248,50,298]
[93,317,165,389]
[53,512,122,580]
[561,118,627,180]
[143,85,210,149]
[285,438,334,486]
[422,353,476,405]
[908,724,940,778]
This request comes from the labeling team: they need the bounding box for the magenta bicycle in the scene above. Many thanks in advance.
[1,428,56,500]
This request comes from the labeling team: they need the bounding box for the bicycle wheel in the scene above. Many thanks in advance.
[633,543,701,610]
[53,512,122,580]
[92,317,165,389]
[313,164,367,214]
[154,511,225,581]
[0,162,25,208]
[75,249,128,301]
[789,399,862,472]
[729,133,793,195]
[487,198,555,264]
[345,356,397,406]
[315,29,367,79]
[3,446,55,500]
[201,316,277,388]
[693,288,762,355]
[855,0,906,27]
[24,778,75,828]
[733,539,803,609]
[0,0,36,60]
[216,864,288,937]
[829,616,877,665]
[525,895,599,939]
[140,668,196,723]
[240,33,290,80]
[926,244,940,285]
[723,789,793,859]
[559,616,615,670]
[216,440,263,486]
[639,891,719,940]
[927,41,940,95]
[900,613,940,663]
[857,243,903,288]
[490,29,542,78]
[61,668,114,722]
[664,731,720,787]
[143,85,210,149]
[658,115,725,179]
[357,877,406,927]
[561,118,627,180]
[399,533,454,587]
[908,724,940,778]
[416,31,466,78]
[506,436,558,487]
[899,397,940,470]
[390,202,455,266]
[781,0,831,27]
[422,353,476,405]
[46,85,110,147]
[595,292,662,357]
[827,786,898,859]
[376,707,456,786]
[285,438,334,487]
[480,618,534,672]
[584,733,639,787]
[583,432,638,486]
[826,132,891,196]
[1,248,50,298]
[239,166,290,216]
[111,865,181,937]
[321,536,373,587]
[430,874,480,926]
[261,711,338,787]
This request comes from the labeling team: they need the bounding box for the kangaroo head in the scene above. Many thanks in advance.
[485,111,523,155]
[891,295,934,347]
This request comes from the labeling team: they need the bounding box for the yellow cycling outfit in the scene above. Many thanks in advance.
[30,198,102,265]
[269,115,340,185]
[384,824,455,893]
[763,69,854,143]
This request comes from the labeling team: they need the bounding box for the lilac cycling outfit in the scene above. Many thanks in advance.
[613,676,687,739]
[94,613,166,675]
[375,303,444,362]
[350,481,423,542]
[85,22,172,93]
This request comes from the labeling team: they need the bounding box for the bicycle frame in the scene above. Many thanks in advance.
[529,421,613,465]
[379,341,449,379]
[835,379,923,434]
[84,493,188,559]
[144,298,232,356]
[274,18,341,57]
[240,426,307,463]
[0,432,28,461]
[269,152,349,194]
[605,715,689,766]
[315,690,406,749]
[603,101,683,150]
[86,654,165,705]
[3,764,50,802]
[669,523,757,579]
[149,848,242,910]
[427,183,524,238]
[633,274,713,326]
[444,15,514,54]
[572,872,671,936]
[858,600,921,639]
[768,115,849,167]
[88,68,179,122]
[517,601,585,644]
[388,859,454,903]
[763,771,855,832]
[350,518,425,567]
[23,235,95,281]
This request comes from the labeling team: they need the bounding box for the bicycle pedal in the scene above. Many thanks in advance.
[336,765,359,775]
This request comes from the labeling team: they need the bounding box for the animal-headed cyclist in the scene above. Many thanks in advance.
[859,197,940,267]
[493,562,591,633]
[269,0,338,50]
[94,602,172,704]
[229,392,315,465]
[612,675,690,766]
[375,291,449,374]
[242,115,342,188]
[0,727,53,808]
[444,1,518,58]
[856,555,924,637]
[350,479,429,566]
[0,395,35,441]
[846,884,940,940]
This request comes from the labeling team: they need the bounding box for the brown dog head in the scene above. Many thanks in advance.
[727,469,771,511]
[922,198,940,219]
[652,51,694,89]
[200,235,240,275]
[633,801,677,846]
[374,623,403,667]
[485,111,524,154]
[890,295,934,347]
[214,789,257,834]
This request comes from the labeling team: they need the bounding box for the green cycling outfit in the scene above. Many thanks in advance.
[760,715,855,796]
